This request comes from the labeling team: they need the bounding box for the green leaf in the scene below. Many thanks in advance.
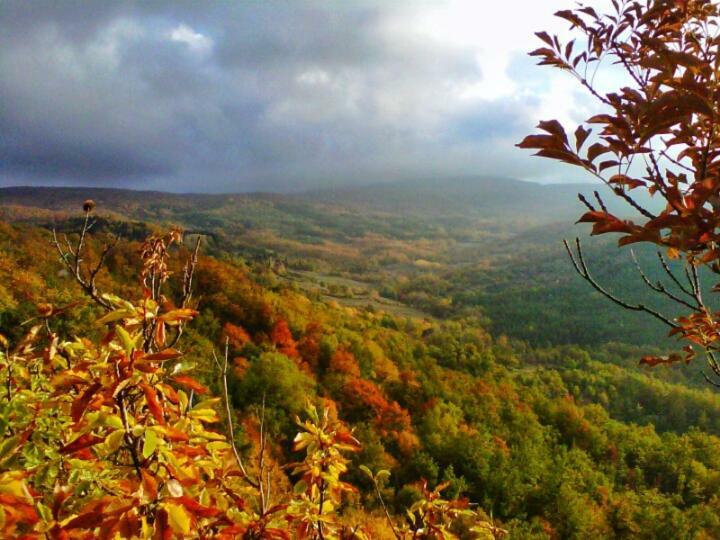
[36,502,53,523]
[142,428,158,459]
[0,436,20,464]
[115,326,135,355]
[95,309,133,326]
[293,479,307,495]
[376,469,391,483]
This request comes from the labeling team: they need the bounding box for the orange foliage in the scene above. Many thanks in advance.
[519,0,720,376]
[233,356,250,378]
[329,348,361,377]
[223,322,252,350]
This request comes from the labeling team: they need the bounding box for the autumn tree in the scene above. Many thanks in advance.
[519,0,720,382]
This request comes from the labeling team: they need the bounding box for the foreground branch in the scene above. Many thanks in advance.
[213,341,259,489]
[52,208,116,310]
[564,238,678,329]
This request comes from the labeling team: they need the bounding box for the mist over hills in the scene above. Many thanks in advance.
[0,176,661,227]
[307,177,592,220]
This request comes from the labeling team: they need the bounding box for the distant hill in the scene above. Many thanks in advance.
[0,176,663,231]
[302,176,662,225]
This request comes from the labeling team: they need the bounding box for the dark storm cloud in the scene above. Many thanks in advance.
[0,1,579,192]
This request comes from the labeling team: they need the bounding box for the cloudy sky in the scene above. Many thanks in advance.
[0,1,597,193]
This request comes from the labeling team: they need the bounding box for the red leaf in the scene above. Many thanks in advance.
[60,434,104,455]
[586,142,610,162]
[537,119,568,144]
[574,125,591,151]
[142,349,183,362]
[598,160,619,172]
[171,376,209,395]
[71,382,102,423]
[157,425,189,442]
[155,321,166,347]
[577,210,611,223]
[535,31,554,46]
[175,496,222,518]
[516,134,560,150]
[141,383,165,425]
[141,469,158,501]
[639,354,686,367]
[63,509,105,530]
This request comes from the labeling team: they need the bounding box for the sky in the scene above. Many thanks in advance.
[0,1,599,193]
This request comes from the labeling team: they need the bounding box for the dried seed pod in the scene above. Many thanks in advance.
[37,303,54,317]
[83,199,96,213]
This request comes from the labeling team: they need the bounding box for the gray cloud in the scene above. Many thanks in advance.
[0,1,581,192]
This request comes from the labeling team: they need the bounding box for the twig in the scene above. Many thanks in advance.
[52,211,115,310]
[213,340,259,489]
[630,250,699,311]
[656,252,695,298]
[371,477,401,540]
[564,238,678,328]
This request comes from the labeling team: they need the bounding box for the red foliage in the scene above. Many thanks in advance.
[297,322,323,368]
[270,319,298,358]
[340,378,414,447]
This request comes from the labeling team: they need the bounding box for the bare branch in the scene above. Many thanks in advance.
[166,236,202,350]
[656,252,695,298]
[52,212,114,310]
[691,263,703,306]
[214,340,259,489]
[702,371,720,387]
[181,236,202,309]
[578,193,596,212]
[564,238,678,328]
[593,190,608,213]
[629,250,699,311]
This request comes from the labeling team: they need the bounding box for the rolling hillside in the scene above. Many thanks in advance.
[0,180,683,350]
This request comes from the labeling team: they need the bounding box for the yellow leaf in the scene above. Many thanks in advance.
[104,430,125,454]
[164,503,191,534]
[0,473,30,499]
[159,309,198,325]
[187,409,218,422]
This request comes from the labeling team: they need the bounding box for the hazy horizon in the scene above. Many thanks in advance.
[0,174,606,196]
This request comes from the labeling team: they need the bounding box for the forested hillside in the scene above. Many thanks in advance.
[0,183,684,350]
[1,207,720,538]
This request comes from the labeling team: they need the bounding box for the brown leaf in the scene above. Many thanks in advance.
[575,125,591,151]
